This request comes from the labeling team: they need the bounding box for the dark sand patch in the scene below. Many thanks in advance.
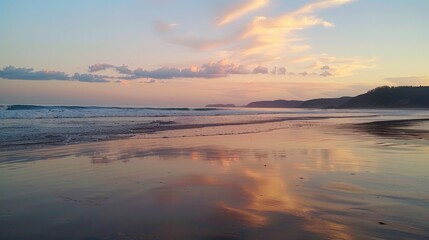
[348,118,429,140]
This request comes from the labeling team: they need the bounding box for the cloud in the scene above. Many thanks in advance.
[201,59,251,75]
[0,66,110,83]
[115,65,133,74]
[168,0,351,60]
[269,66,287,75]
[320,71,332,77]
[0,66,69,80]
[217,0,269,26]
[130,60,250,79]
[252,66,268,74]
[293,0,352,16]
[88,63,114,72]
[88,64,132,74]
[72,73,110,83]
[294,54,375,77]
[89,60,322,80]
[90,60,330,79]
[238,0,352,61]
[88,60,304,79]
[154,0,364,77]
[154,21,178,33]
[131,67,183,79]
[384,76,429,86]
[1,56,340,85]
[320,65,330,70]
[277,67,287,75]
[92,60,254,79]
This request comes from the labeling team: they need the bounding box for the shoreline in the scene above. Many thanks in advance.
[0,115,379,152]
[3,117,429,164]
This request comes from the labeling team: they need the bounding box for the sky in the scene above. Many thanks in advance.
[0,0,428,107]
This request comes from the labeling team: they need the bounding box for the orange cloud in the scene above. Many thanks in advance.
[217,0,269,26]
[293,54,376,77]
[154,0,366,78]
[292,0,353,16]
[236,0,352,63]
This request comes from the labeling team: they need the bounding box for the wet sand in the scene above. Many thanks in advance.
[1,119,429,239]
[350,118,429,140]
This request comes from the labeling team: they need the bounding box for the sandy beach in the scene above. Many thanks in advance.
[1,114,429,240]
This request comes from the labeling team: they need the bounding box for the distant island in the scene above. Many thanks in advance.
[207,86,429,109]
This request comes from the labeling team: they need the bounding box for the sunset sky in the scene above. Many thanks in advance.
[1,0,428,106]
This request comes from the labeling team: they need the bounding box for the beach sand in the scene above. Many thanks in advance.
[1,119,429,239]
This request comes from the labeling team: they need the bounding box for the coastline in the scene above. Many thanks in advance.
[0,115,429,152]
[0,113,379,152]
[1,106,429,151]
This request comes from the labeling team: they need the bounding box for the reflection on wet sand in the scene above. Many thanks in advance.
[1,124,429,239]
[350,118,429,140]
[145,160,351,239]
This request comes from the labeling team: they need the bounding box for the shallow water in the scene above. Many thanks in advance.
[1,118,428,239]
[1,107,428,150]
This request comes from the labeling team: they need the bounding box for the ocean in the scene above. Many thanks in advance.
[1,104,428,151]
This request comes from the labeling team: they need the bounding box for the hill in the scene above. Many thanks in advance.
[340,86,429,108]
[300,97,352,108]
[246,100,303,108]
[245,97,351,108]
[242,86,429,109]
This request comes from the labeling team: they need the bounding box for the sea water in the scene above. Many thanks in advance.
[1,104,428,150]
